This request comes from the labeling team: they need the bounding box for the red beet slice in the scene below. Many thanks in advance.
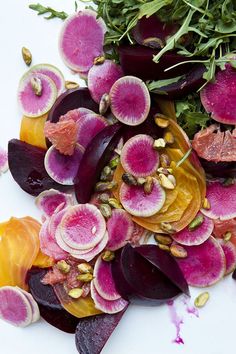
[74,123,122,203]
[8,139,69,196]
[77,113,108,148]
[176,236,226,287]
[35,189,74,218]
[217,239,236,275]
[200,64,236,124]
[75,309,126,354]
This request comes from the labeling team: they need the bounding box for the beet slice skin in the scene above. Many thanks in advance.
[8,139,69,196]
[27,267,79,333]
[74,123,122,203]
[75,309,126,354]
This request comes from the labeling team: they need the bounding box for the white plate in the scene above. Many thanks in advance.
[0,1,236,353]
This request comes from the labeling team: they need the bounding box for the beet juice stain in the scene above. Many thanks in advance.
[167,300,184,345]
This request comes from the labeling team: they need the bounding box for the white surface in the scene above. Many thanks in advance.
[0,1,236,353]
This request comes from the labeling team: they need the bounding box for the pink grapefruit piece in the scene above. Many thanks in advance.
[176,236,226,287]
[35,189,74,218]
[119,179,166,217]
[172,212,214,246]
[201,181,236,220]
[0,147,8,174]
[59,107,94,123]
[120,134,159,177]
[59,9,106,72]
[217,239,236,275]
[77,113,108,148]
[110,76,150,126]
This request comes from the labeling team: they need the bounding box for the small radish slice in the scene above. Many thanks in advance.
[172,212,214,246]
[93,256,121,300]
[17,288,40,323]
[120,134,159,177]
[217,239,236,275]
[35,189,74,218]
[90,281,128,314]
[59,107,93,123]
[0,286,33,327]
[18,73,57,118]
[0,147,8,174]
[77,113,108,148]
[44,144,84,185]
[176,236,226,287]
[60,204,106,250]
[106,209,134,251]
[120,179,166,217]
[70,232,108,262]
[200,64,236,124]
[110,76,150,126]
[88,60,123,103]
[28,64,65,95]
[59,10,106,72]
[201,181,236,220]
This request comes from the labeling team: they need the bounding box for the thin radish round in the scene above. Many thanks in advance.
[93,256,121,301]
[0,147,8,174]
[35,189,74,218]
[28,64,65,95]
[176,236,226,287]
[88,60,123,103]
[201,181,236,220]
[18,73,57,118]
[0,286,33,327]
[172,212,214,246]
[17,288,40,323]
[59,204,106,250]
[120,178,166,217]
[44,144,84,185]
[106,209,134,251]
[120,134,159,177]
[217,239,236,275]
[77,113,108,148]
[90,281,128,314]
[110,76,150,126]
[59,10,106,72]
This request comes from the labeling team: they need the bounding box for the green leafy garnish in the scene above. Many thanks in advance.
[29,3,68,20]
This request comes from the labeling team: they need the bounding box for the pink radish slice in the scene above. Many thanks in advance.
[44,144,84,185]
[35,189,74,217]
[18,73,57,117]
[106,209,134,251]
[60,204,106,250]
[59,107,93,123]
[176,236,226,287]
[70,232,109,262]
[59,10,106,72]
[110,76,150,126]
[17,288,40,323]
[217,239,236,275]
[120,179,166,217]
[172,212,214,246]
[0,146,8,174]
[201,181,236,220]
[28,64,65,95]
[120,134,159,177]
[77,113,108,148]
[200,64,236,124]
[88,60,123,103]
[39,219,68,260]
[90,281,128,314]
[93,256,121,300]
[0,286,33,327]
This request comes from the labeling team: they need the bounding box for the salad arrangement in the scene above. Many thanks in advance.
[1,1,236,353]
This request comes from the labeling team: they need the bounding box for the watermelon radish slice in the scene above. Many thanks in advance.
[0,146,8,174]
[90,281,128,314]
[59,204,106,250]
[27,64,65,95]
[217,239,236,275]
[93,256,121,301]
[176,236,226,287]
[44,144,84,185]
[201,181,236,220]
[35,189,74,218]
[120,178,165,217]
[172,212,214,246]
[18,73,57,118]
[17,288,40,323]
[77,113,108,148]
[110,76,150,126]
[120,134,159,177]
[59,10,106,72]
[200,64,236,124]
[0,286,33,327]
[88,60,123,103]
[106,209,134,251]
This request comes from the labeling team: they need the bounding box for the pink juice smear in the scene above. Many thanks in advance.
[182,295,199,318]
[167,300,184,345]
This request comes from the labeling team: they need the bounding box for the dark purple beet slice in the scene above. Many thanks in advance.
[27,268,78,333]
[200,158,236,178]
[233,268,236,280]
[75,309,126,354]
[74,123,122,203]
[118,45,193,81]
[8,139,69,196]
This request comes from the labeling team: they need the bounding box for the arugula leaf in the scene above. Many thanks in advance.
[138,0,173,19]
[29,3,68,20]
[147,76,183,91]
